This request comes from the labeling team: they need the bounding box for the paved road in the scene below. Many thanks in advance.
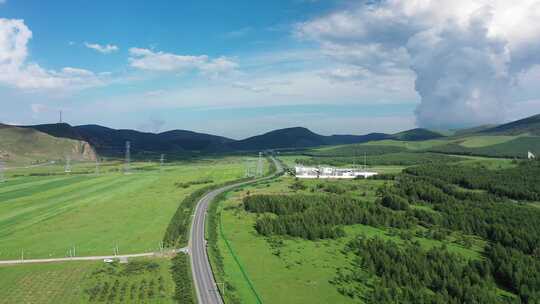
[0,248,187,265]
[190,156,283,304]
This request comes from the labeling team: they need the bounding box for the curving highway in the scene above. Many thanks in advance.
[189,156,283,304]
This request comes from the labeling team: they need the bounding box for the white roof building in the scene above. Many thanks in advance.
[295,165,378,179]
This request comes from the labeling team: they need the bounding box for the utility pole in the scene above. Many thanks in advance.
[124,141,131,175]
[59,110,63,124]
[160,154,165,172]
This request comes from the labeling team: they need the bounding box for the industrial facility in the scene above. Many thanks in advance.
[294,165,378,179]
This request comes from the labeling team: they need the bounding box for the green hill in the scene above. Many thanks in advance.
[481,114,540,136]
[0,124,96,166]
[392,128,444,141]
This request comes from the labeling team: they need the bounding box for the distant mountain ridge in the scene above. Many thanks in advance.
[7,113,540,160]
[17,123,443,156]
[22,123,234,156]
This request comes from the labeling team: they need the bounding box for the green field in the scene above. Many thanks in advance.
[0,257,176,304]
[210,175,485,303]
[0,157,245,259]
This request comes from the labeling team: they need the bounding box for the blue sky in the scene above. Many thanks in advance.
[1,0,539,138]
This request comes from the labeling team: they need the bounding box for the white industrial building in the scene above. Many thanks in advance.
[295,165,378,179]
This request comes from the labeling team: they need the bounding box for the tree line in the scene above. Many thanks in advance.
[244,194,415,240]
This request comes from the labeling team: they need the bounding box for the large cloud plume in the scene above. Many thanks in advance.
[297,0,540,128]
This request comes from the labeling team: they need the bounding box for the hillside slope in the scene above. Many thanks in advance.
[0,124,96,165]
[481,114,540,136]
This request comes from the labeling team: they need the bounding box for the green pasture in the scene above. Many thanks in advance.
[0,158,244,259]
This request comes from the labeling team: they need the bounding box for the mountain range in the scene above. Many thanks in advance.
[1,113,539,164]
[18,124,443,156]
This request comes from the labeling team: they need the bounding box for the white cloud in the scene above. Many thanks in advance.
[128,47,237,77]
[84,42,119,54]
[0,18,107,90]
[296,0,540,128]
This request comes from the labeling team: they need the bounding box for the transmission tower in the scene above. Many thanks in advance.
[124,141,131,174]
[256,152,264,177]
[64,156,72,173]
[160,154,165,172]
[0,159,5,183]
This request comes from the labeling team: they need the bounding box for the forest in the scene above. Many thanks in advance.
[386,161,540,302]
[244,194,415,240]
[245,159,540,303]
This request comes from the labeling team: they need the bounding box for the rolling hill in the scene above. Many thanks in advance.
[229,127,441,151]
[392,128,444,141]
[9,113,540,160]
[228,127,391,150]
[0,124,96,166]
[481,114,540,136]
[17,124,417,156]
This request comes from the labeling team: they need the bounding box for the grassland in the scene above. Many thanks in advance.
[210,174,485,303]
[0,257,175,304]
[0,157,245,260]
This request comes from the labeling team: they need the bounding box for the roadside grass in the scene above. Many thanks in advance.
[0,158,244,259]
[0,257,175,304]
[212,176,485,303]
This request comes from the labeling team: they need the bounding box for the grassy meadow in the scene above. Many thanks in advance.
[0,157,245,259]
